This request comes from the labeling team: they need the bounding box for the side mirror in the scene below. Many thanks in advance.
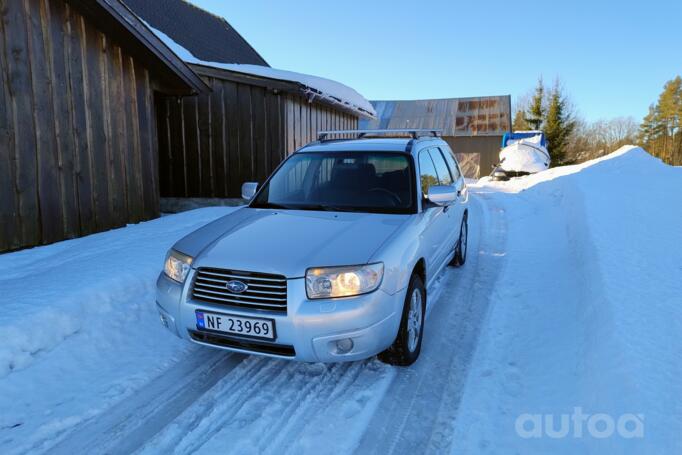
[241,182,258,200]
[426,185,457,206]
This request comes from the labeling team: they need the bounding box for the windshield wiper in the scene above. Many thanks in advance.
[290,204,357,212]
[250,202,297,210]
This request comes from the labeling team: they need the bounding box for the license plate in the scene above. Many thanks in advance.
[195,310,276,340]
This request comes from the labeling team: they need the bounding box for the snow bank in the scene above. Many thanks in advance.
[0,207,237,453]
[454,146,682,453]
[145,24,376,119]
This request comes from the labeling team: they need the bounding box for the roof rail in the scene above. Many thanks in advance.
[317,129,443,141]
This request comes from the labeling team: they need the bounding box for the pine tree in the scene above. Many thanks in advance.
[525,78,545,130]
[512,109,529,131]
[544,82,576,165]
[638,105,657,144]
[639,76,682,165]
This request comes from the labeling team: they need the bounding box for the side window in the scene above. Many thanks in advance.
[440,147,462,181]
[418,151,439,195]
[429,148,453,185]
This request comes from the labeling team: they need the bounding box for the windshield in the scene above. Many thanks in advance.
[251,152,415,214]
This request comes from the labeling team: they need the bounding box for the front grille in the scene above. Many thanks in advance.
[189,330,296,357]
[192,267,287,313]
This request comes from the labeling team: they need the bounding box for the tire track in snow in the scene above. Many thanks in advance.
[136,356,395,454]
[355,192,508,454]
[47,350,246,455]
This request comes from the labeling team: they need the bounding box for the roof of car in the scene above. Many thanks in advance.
[299,137,444,153]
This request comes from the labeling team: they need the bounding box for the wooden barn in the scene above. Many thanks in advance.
[0,0,374,252]
[125,0,374,200]
[0,0,207,252]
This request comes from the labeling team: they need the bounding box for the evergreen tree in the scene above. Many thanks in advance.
[638,105,657,145]
[544,82,576,165]
[525,78,545,130]
[512,109,529,131]
[638,76,682,165]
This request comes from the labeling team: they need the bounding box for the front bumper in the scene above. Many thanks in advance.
[155,271,403,362]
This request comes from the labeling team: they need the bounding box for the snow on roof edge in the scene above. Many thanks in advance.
[143,22,376,119]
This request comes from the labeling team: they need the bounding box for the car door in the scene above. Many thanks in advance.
[439,145,467,223]
[418,148,452,279]
[428,147,462,263]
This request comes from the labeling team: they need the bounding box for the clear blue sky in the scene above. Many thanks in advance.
[193,0,681,122]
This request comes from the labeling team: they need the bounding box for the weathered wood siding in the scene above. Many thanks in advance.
[284,93,358,157]
[0,0,159,252]
[157,74,358,198]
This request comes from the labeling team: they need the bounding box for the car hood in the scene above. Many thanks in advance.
[173,208,408,278]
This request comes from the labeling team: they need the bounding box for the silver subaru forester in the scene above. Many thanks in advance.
[156,129,468,366]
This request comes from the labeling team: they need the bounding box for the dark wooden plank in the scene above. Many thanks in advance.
[66,10,95,235]
[285,95,295,156]
[135,65,157,218]
[310,103,318,146]
[106,43,127,225]
[251,86,267,183]
[45,0,79,240]
[198,91,213,196]
[2,0,41,247]
[237,84,254,183]
[183,95,200,196]
[224,81,240,197]
[155,92,171,200]
[0,6,19,251]
[84,24,111,231]
[293,97,301,151]
[147,73,160,217]
[209,78,226,197]
[266,90,282,176]
[169,94,186,197]
[122,54,143,222]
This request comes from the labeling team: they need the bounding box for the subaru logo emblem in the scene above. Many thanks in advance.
[226,280,248,293]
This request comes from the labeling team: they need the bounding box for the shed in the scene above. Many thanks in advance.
[125,0,376,199]
[0,0,207,252]
[360,96,512,178]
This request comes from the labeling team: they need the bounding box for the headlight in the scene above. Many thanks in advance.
[164,250,193,283]
[305,263,384,299]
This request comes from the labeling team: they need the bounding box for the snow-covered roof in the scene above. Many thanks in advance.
[144,23,376,119]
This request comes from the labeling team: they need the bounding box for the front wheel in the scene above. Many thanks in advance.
[451,212,468,267]
[378,274,426,366]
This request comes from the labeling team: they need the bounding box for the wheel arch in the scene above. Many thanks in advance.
[411,258,426,295]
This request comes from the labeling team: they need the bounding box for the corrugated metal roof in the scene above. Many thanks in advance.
[360,96,511,137]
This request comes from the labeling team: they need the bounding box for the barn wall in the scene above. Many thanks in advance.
[0,0,159,252]
[444,136,503,178]
[283,93,358,156]
[157,75,358,199]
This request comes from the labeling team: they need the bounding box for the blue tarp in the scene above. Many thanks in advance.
[502,131,547,148]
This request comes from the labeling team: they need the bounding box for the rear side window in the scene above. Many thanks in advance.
[429,148,453,185]
[418,151,439,195]
[439,147,462,181]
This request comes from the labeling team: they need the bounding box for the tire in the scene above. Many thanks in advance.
[378,274,426,366]
[450,211,468,267]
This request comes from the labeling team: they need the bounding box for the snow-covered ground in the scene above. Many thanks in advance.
[0,146,680,454]
[453,146,682,454]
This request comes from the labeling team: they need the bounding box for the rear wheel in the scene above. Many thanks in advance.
[378,274,425,366]
[451,211,468,267]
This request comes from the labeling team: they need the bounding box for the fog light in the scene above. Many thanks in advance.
[159,313,169,328]
[336,338,354,354]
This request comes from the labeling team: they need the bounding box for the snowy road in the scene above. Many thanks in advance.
[42,194,502,455]
[3,147,679,454]
[356,194,506,454]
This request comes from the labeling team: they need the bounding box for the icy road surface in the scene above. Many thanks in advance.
[1,146,680,454]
